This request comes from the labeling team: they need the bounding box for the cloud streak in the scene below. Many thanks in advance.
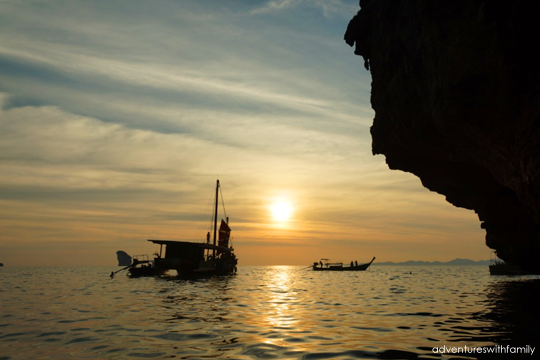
[0,0,487,266]
[249,0,357,19]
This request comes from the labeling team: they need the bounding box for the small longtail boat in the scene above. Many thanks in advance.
[312,257,375,271]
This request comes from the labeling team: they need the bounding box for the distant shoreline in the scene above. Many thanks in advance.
[373,258,490,266]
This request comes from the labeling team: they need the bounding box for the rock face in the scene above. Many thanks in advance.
[116,251,132,266]
[345,0,540,272]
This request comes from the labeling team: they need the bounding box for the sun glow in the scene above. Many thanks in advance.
[270,200,293,222]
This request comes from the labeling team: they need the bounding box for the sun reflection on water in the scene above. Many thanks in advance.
[261,266,301,344]
[267,266,295,327]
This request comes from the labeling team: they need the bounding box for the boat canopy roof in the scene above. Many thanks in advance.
[148,239,233,253]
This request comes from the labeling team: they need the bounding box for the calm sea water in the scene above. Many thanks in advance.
[1,265,539,359]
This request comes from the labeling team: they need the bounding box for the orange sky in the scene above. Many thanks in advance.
[0,1,489,266]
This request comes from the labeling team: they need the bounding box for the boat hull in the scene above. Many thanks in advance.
[155,256,238,278]
[128,265,168,277]
[313,264,372,271]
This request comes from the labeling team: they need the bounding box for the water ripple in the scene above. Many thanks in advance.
[1,266,539,359]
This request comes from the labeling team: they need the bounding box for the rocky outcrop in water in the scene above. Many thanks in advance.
[116,251,132,266]
[345,0,540,272]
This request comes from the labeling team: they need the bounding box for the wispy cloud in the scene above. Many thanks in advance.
[249,0,356,19]
[0,0,487,266]
[250,0,299,15]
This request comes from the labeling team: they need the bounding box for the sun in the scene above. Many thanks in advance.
[270,200,293,222]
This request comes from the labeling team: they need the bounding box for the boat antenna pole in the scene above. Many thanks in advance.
[213,179,219,259]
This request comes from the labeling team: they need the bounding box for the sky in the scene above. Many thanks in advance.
[0,0,487,266]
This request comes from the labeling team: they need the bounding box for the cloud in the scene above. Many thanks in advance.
[249,0,356,19]
[250,0,299,15]
[0,102,231,190]
[0,98,373,203]
[0,0,372,140]
[0,1,488,265]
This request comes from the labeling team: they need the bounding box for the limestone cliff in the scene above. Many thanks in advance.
[345,0,540,272]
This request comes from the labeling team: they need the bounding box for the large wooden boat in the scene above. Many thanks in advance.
[312,257,375,271]
[148,179,238,277]
[111,180,237,278]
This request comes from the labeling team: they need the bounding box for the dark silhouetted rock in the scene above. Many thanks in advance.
[345,0,540,273]
[116,251,132,266]
[375,259,491,266]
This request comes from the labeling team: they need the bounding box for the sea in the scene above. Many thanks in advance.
[1,265,539,360]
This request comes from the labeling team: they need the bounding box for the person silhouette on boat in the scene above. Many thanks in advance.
[355,260,358,267]
[319,260,323,268]
[350,261,354,267]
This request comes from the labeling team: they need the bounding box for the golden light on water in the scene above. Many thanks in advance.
[262,266,300,346]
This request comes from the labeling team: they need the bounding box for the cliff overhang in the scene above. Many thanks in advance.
[345,0,540,272]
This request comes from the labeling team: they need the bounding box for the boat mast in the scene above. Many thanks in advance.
[212,179,219,259]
